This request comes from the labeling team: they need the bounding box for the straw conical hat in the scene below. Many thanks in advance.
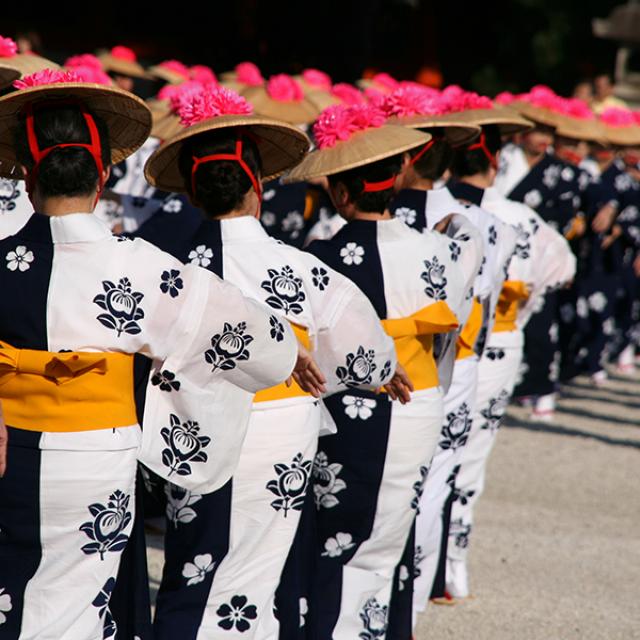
[242,85,321,125]
[0,53,61,90]
[387,112,480,146]
[98,49,146,79]
[447,106,533,136]
[553,115,606,144]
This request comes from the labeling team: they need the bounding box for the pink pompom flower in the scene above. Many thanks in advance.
[313,103,387,149]
[235,61,263,86]
[65,53,103,70]
[561,97,594,120]
[371,72,399,92]
[13,68,82,89]
[71,66,112,85]
[0,36,17,58]
[302,68,332,91]
[383,85,446,118]
[600,107,636,128]
[267,74,304,102]
[494,91,517,105]
[159,60,190,80]
[331,83,366,105]
[111,45,137,62]
[190,65,217,86]
[178,85,253,127]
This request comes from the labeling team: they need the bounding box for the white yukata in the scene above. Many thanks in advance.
[131,197,397,640]
[0,211,298,640]
[443,183,576,598]
[391,186,517,613]
[306,214,482,640]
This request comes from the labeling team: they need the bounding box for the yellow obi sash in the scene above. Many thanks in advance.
[456,298,484,361]
[493,280,530,333]
[254,324,312,403]
[0,341,136,432]
[381,301,459,392]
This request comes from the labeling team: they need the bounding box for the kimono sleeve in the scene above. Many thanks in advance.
[139,262,298,493]
[309,268,397,395]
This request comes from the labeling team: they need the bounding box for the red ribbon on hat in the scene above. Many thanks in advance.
[466,131,497,169]
[409,138,436,166]
[362,175,397,192]
[25,100,105,207]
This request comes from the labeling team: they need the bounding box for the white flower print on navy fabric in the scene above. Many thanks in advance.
[313,451,347,509]
[342,395,377,420]
[269,315,285,342]
[549,350,561,382]
[299,597,308,628]
[261,265,306,314]
[282,211,305,238]
[336,346,377,387]
[188,244,213,267]
[204,321,253,371]
[182,553,215,586]
[394,206,417,226]
[398,565,410,591]
[263,188,276,201]
[162,197,183,213]
[311,266,330,290]
[261,211,276,227]
[92,577,117,639]
[576,297,589,318]
[421,256,447,300]
[5,245,33,272]
[560,303,575,324]
[524,189,542,209]
[165,483,202,527]
[161,414,211,477]
[615,173,633,192]
[602,317,615,336]
[440,403,471,451]
[151,369,181,392]
[0,178,20,213]
[340,242,365,266]
[0,588,12,626]
[93,277,144,336]
[266,452,312,516]
[588,291,607,313]
[549,322,559,343]
[321,532,356,557]
[561,166,575,182]
[542,164,561,189]
[359,597,388,640]
[619,205,639,222]
[411,465,429,513]
[160,269,184,298]
[79,490,132,560]
[217,595,258,632]
[480,390,509,432]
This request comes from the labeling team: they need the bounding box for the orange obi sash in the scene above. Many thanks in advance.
[254,323,312,403]
[493,280,530,333]
[381,301,459,392]
[456,298,484,361]
[0,341,136,432]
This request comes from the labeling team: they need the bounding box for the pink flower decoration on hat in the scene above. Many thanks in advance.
[526,85,564,112]
[561,97,594,120]
[166,81,207,113]
[313,103,387,149]
[111,45,137,62]
[383,85,446,118]
[267,74,304,102]
[600,106,636,128]
[494,91,517,105]
[441,86,493,112]
[364,86,387,109]
[235,61,263,86]
[178,85,253,127]
[372,72,399,92]
[331,83,366,105]
[302,68,332,91]
[190,65,217,86]
[65,53,103,70]
[13,68,82,89]
[71,66,112,85]
[633,111,640,125]
[159,60,190,80]
[0,36,18,57]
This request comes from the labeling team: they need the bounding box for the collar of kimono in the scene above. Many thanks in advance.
[0,340,136,432]
[191,134,262,213]
[466,131,497,169]
[24,101,106,208]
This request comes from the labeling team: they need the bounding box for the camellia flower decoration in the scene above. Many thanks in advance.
[13,68,82,89]
[382,85,447,118]
[177,85,253,127]
[302,68,332,91]
[190,64,217,86]
[158,59,190,81]
[441,85,493,112]
[600,106,637,128]
[266,74,304,102]
[110,45,137,62]
[0,35,17,57]
[65,53,103,70]
[331,82,366,105]
[313,103,387,149]
[235,61,264,86]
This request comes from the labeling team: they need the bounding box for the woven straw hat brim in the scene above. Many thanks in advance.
[144,114,311,193]
[553,115,606,143]
[99,53,147,79]
[284,124,431,183]
[147,65,189,86]
[241,86,321,125]
[146,98,171,123]
[151,112,182,141]
[0,54,60,90]
[600,124,640,146]
[447,107,534,136]
[0,82,152,180]
[510,101,561,129]
[305,90,341,110]
[387,114,480,146]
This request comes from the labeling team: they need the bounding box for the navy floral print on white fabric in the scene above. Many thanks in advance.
[160,269,183,298]
[161,414,211,477]
[359,597,388,640]
[266,452,312,516]
[0,178,21,213]
[151,369,181,392]
[261,265,306,315]
[420,257,447,300]
[92,577,117,639]
[204,321,253,372]
[440,402,472,451]
[311,266,330,290]
[269,315,285,342]
[336,346,377,387]
[411,465,429,513]
[93,277,144,336]
[217,595,258,632]
[79,490,132,560]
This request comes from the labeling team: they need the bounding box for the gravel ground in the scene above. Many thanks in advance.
[147,370,640,639]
